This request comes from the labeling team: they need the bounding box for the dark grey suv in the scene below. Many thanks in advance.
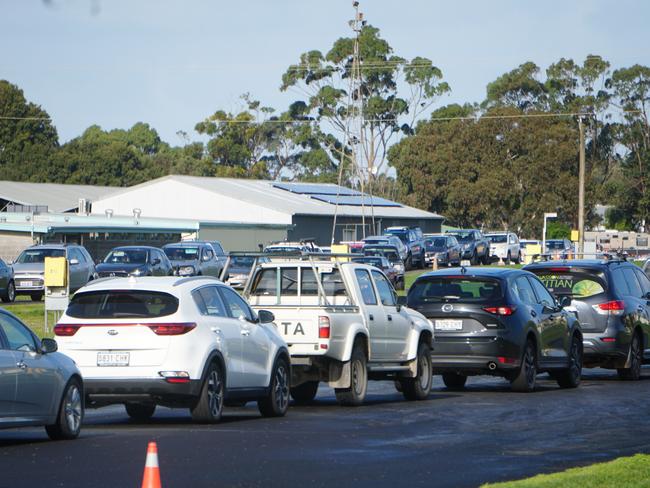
[407,268,582,392]
[525,259,650,380]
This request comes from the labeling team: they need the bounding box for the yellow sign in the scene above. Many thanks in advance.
[571,230,580,242]
[331,244,350,262]
[524,244,542,264]
[44,257,68,287]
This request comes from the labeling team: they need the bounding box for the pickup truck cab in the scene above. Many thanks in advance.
[384,226,426,269]
[244,256,434,405]
[446,229,490,265]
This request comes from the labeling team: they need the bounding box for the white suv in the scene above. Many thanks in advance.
[54,276,290,423]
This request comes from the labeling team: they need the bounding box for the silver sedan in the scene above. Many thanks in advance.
[0,309,84,439]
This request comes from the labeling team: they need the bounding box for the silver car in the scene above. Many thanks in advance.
[12,244,97,301]
[0,308,84,439]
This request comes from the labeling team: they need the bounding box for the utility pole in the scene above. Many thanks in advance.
[578,116,586,256]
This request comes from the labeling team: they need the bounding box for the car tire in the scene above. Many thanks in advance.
[45,378,83,440]
[258,356,290,417]
[442,372,467,390]
[397,278,405,291]
[125,402,156,421]
[617,332,643,381]
[470,251,478,266]
[400,342,433,401]
[30,292,43,302]
[506,252,511,265]
[418,253,426,269]
[290,381,319,404]
[405,253,413,271]
[514,252,521,265]
[335,343,368,406]
[482,253,490,265]
[510,338,537,392]
[191,361,224,423]
[555,334,582,388]
[1,280,15,303]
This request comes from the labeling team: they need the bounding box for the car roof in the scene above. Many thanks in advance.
[416,267,526,280]
[26,244,76,250]
[163,242,207,248]
[524,259,631,270]
[75,276,223,294]
[110,246,159,251]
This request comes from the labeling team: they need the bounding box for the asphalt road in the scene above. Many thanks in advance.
[2,368,650,488]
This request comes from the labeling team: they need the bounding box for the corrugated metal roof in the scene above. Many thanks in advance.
[0,180,118,213]
[98,175,444,220]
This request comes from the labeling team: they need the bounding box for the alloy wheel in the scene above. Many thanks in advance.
[274,364,290,412]
[64,384,82,434]
[207,369,223,417]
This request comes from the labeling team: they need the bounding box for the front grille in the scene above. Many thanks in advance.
[98,271,129,278]
[16,278,43,288]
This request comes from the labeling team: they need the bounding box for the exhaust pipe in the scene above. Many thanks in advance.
[487,362,497,371]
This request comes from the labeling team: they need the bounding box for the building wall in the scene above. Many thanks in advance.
[92,179,291,225]
[288,215,443,246]
[0,231,35,261]
[199,225,287,251]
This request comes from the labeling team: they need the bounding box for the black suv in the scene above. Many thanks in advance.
[524,259,650,380]
[96,246,173,277]
[407,268,582,392]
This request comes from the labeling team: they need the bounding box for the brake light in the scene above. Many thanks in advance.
[318,316,330,339]
[54,324,81,336]
[148,323,197,335]
[549,267,570,272]
[497,356,517,364]
[593,300,625,316]
[483,306,515,316]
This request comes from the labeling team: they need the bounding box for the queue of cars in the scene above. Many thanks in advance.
[2,234,650,440]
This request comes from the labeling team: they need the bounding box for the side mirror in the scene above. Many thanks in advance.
[559,296,572,308]
[41,338,58,354]
[69,258,79,265]
[257,309,275,324]
[152,258,161,265]
[396,295,407,306]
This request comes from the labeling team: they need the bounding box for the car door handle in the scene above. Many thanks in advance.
[369,314,374,321]
[241,330,250,336]
[211,327,222,334]
[530,310,537,317]
[16,361,26,370]
[387,314,393,321]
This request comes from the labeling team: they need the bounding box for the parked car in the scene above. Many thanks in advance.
[205,241,228,278]
[524,258,650,379]
[406,268,582,392]
[361,235,408,263]
[96,246,173,278]
[352,256,401,290]
[446,229,490,265]
[163,242,222,278]
[340,241,365,254]
[223,255,269,290]
[0,258,15,303]
[12,244,96,301]
[384,226,426,269]
[545,239,574,259]
[54,276,290,422]
[0,308,83,439]
[265,240,322,253]
[486,232,521,264]
[644,258,650,277]
[362,244,405,289]
[245,257,434,405]
[423,235,462,267]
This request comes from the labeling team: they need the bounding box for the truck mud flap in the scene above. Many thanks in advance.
[328,361,351,389]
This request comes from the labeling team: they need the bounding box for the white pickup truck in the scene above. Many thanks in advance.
[242,256,434,406]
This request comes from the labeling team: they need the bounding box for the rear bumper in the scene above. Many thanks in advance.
[84,378,201,405]
[431,336,521,373]
[582,330,629,366]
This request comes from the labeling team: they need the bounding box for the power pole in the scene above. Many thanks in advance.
[578,117,586,256]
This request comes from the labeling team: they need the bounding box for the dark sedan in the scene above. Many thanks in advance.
[423,235,461,267]
[352,256,401,289]
[96,246,173,278]
[407,268,582,392]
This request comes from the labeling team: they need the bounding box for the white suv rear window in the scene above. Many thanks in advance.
[67,291,179,318]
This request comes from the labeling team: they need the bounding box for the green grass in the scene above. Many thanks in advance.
[3,298,51,338]
[481,454,650,488]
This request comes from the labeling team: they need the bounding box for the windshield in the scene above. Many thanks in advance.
[264,246,302,253]
[384,230,408,243]
[546,241,567,250]
[425,238,447,250]
[408,277,502,306]
[66,290,179,318]
[164,247,199,261]
[16,248,65,263]
[530,270,606,298]
[353,257,383,268]
[448,231,472,242]
[104,249,147,265]
[487,235,507,244]
[230,256,255,267]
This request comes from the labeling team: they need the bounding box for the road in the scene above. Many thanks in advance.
[2,369,650,488]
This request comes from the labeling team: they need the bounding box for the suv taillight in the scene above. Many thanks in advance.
[54,324,81,336]
[148,323,197,335]
[483,306,515,316]
[318,316,330,339]
[593,300,625,316]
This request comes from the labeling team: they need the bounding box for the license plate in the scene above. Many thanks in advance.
[435,319,463,331]
[20,281,33,287]
[97,352,130,367]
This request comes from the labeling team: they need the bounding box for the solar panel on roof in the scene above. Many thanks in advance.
[310,195,402,207]
[273,182,361,196]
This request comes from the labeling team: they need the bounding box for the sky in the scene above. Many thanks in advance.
[1,0,649,145]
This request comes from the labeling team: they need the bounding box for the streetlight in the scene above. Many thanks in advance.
[542,212,557,256]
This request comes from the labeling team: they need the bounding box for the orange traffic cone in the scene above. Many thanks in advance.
[141,441,161,488]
